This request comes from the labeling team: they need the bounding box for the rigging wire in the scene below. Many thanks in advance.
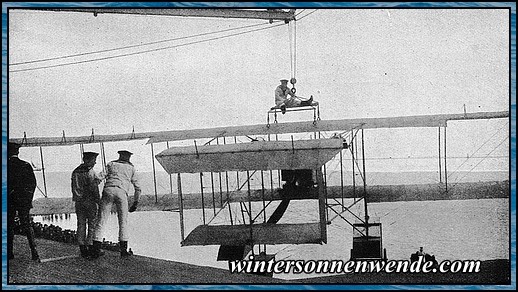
[10,22,286,73]
[295,9,306,18]
[446,121,509,180]
[11,21,274,66]
[297,9,318,21]
[384,134,508,226]
[449,135,509,189]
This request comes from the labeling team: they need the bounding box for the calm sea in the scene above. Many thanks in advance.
[32,170,509,199]
[33,198,509,280]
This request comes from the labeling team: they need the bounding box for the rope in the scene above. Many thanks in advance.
[11,22,272,66]
[10,22,286,73]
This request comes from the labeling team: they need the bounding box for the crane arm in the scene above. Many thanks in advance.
[33,8,296,22]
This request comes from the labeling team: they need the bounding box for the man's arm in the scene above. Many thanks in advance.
[287,88,296,98]
[129,167,141,212]
[274,87,285,104]
[131,170,141,202]
[22,163,37,202]
[26,164,37,193]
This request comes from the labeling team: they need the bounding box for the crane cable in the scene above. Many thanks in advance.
[293,20,297,82]
[288,19,297,93]
[289,21,294,80]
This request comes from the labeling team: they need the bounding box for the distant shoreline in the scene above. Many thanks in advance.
[30,180,509,216]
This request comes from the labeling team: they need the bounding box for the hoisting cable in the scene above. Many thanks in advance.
[293,20,297,82]
[289,21,294,80]
[288,19,298,94]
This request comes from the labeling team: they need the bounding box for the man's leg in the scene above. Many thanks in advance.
[85,201,98,246]
[86,201,99,257]
[300,95,314,106]
[91,190,113,259]
[114,189,131,257]
[18,208,39,261]
[7,206,15,259]
[75,202,89,258]
[278,103,287,114]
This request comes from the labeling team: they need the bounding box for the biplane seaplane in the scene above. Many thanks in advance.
[8,8,509,274]
[10,106,509,270]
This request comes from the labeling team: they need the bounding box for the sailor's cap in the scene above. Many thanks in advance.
[8,142,21,154]
[82,152,99,160]
[9,142,21,149]
[118,150,133,156]
[280,79,289,83]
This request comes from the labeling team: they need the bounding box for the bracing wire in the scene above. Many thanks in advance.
[11,22,272,66]
[295,9,306,18]
[386,134,508,227]
[10,22,286,73]
[449,135,508,189]
[297,9,318,21]
[446,121,509,180]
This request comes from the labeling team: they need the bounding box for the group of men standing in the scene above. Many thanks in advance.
[8,142,142,261]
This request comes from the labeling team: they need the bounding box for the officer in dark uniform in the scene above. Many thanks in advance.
[8,142,40,261]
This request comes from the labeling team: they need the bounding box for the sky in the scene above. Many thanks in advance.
[6,7,510,173]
